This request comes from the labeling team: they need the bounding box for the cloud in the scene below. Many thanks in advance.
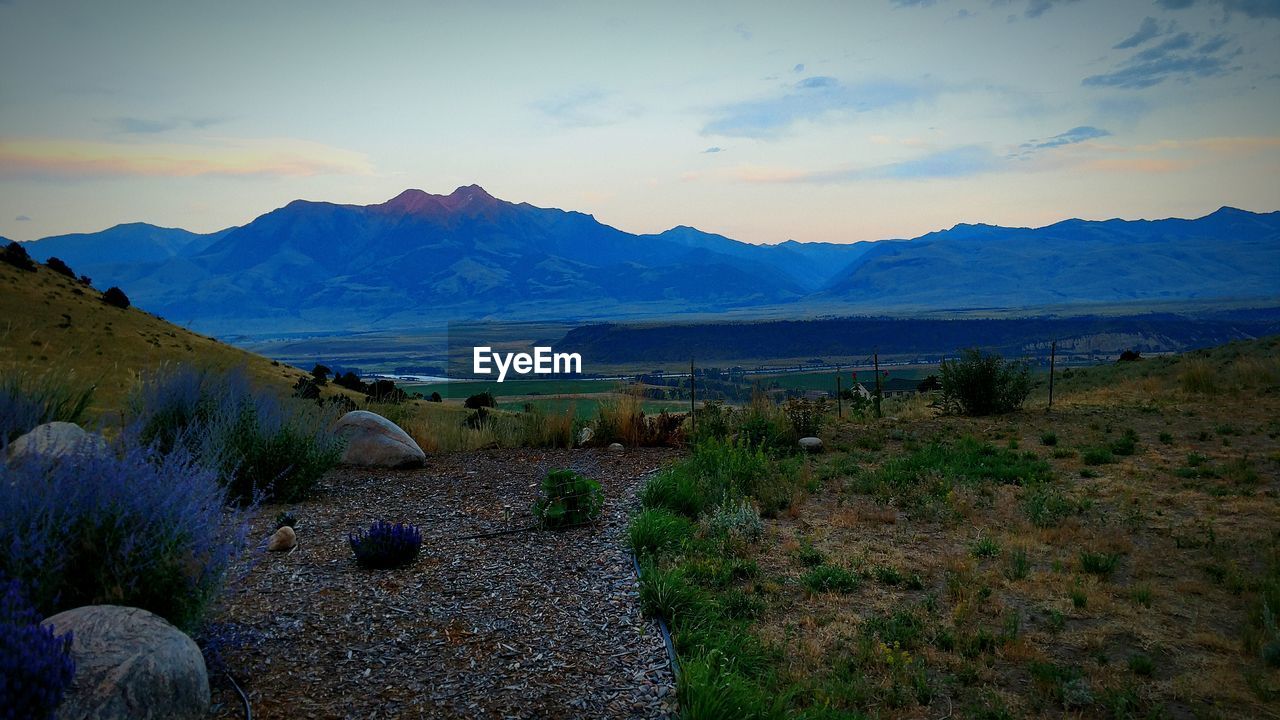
[0,137,374,179]
[733,22,752,40]
[14,215,30,221]
[1023,0,1082,19]
[890,0,938,6]
[702,146,724,153]
[1021,126,1111,151]
[737,145,1001,184]
[1084,30,1240,88]
[1157,0,1280,18]
[1114,17,1161,49]
[533,89,636,128]
[793,63,805,73]
[702,76,934,138]
[107,116,228,134]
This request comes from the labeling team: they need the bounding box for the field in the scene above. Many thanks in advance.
[635,336,1280,719]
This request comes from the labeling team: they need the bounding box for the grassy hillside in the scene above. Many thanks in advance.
[0,258,312,418]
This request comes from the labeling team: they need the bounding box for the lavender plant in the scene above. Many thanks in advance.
[349,521,422,568]
[0,578,75,720]
[0,441,252,632]
[0,370,94,443]
[130,364,344,503]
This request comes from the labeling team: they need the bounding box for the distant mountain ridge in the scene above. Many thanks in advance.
[18,187,1280,335]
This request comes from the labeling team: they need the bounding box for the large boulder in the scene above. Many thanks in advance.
[798,436,823,453]
[42,605,210,720]
[6,422,106,462]
[332,410,425,468]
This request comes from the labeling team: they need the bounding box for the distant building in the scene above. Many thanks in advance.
[858,378,921,398]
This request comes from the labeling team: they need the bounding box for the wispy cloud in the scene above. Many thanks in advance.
[1084,29,1240,89]
[702,146,724,153]
[533,89,637,128]
[0,137,374,179]
[702,76,934,138]
[106,116,228,134]
[1113,17,1161,49]
[14,215,30,222]
[1158,0,1280,18]
[1014,125,1111,157]
[735,145,1001,184]
[1022,0,1082,19]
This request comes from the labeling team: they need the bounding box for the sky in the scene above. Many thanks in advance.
[1,0,1278,245]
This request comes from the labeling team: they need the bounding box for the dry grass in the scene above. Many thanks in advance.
[0,261,310,418]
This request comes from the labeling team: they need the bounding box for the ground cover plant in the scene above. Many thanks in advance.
[631,335,1280,719]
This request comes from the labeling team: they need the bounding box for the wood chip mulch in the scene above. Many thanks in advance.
[208,447,682,719]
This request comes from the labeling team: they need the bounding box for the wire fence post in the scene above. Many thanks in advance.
[873,350,883,419]
[835,369,843,419]
[1047,340,1056,413]
[689,357,696,435]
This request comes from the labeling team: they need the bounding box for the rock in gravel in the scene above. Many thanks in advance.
[332,410,426,468]
[798,436,823,452]
[577,426,594,446]
[608,442,624,453]
[6,421,107,462]
[267,525,296,551]
[42,605,210,720]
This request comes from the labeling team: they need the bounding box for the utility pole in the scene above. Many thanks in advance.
[1047,341,1056,413]
[873,350,883,419]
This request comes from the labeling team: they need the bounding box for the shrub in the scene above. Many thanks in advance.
[533,469,604,528]
[628,508,694,557]
[801,564,860,593]
[310,364,331,384]
[464,391,496,409]
[970,534,1002,558]
[939,348,1031,416]
[77,274,91,287]
[0,442,252,631]
[702,498,763,554]
[1,241,36,271]
[333,371,367,393]
[795,542,826,567]
[1040,431,1058,446]
[349,521,421,569]
[518,406,575,448]
[1108,428,1138,456]
[0,370,94,444]
[0,578,76,719]
[101,286,130,309]
[782,397,826,437]
[366,379,406,403]
[44,257,75,279]
[1022,484,1078,527]
[130,365,344,503]
[291,376,320,400]
[1081,447,1114,465]
[429,391,442,402]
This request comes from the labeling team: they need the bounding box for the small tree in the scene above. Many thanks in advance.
[310,364,331,385]
[45,257,76,279]
[939,348,1030,416]
[101,286,130,309]
[1,242,36,271]
[464,391,495,409]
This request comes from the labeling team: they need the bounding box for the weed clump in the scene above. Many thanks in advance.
[349,521,422,569]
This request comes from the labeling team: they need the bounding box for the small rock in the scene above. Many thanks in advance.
[798,436,823,452]
[577,426,594,446]
[42,605,210,720]
[607,442,624,453]
[332,410,426,468]
[7,421,107,462]
[267,525,296,552]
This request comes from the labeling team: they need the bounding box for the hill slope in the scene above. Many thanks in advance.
[0,258,309,416]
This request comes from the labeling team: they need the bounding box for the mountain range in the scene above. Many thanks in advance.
[17,186,1280,336]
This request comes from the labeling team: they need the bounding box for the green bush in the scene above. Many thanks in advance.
[939,348,1031,416]
[533,469,603,528]
[801,564,860,593]
[1081,447,1114,465]
[1079,550,1122,577]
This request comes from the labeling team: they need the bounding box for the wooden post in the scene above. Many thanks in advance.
[835,370,843,420]
[873,350,883,419]
[689,357,696,434]
[1047,341,1056,413]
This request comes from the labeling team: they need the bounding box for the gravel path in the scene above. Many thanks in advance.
[209,447,681,719]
